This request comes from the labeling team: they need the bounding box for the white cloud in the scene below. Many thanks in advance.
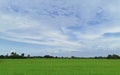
[0,0,120,56]
[0,13,81,51]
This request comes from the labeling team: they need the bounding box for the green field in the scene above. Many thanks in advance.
[0,59,120,75]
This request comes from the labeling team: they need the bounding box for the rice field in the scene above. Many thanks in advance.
[0,59,120,75]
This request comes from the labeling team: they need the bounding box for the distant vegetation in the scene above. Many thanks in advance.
[0,52,120,59]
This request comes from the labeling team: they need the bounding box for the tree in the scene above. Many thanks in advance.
[10,52,19,58]
[27,54,30,58]
[71,56,76,59]
[107,54,120,59]
[44,55,54,58]
[0,55,4,58]
[21,53,25,57]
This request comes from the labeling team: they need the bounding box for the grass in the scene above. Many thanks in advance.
[0,59,120,75]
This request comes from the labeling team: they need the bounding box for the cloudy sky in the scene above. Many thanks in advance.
[0,0,120,56]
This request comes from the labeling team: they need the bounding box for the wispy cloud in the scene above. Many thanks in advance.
[0,0,120,56]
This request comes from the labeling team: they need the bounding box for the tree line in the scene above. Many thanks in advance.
[0,52,120,59]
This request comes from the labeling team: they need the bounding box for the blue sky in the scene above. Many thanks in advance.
[0,0,120,56]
